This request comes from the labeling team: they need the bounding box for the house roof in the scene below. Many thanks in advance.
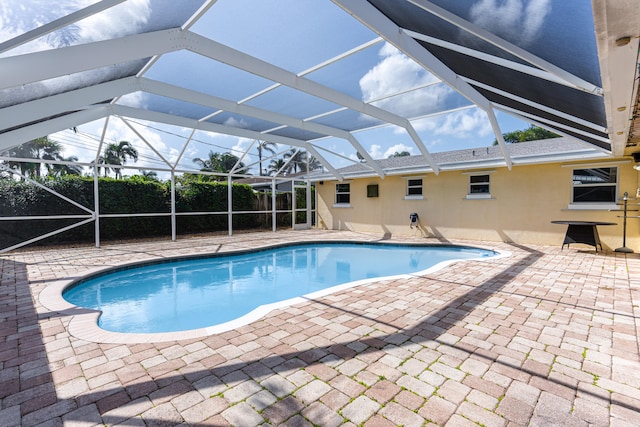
[312,137,613,180]
[0,1,638,180]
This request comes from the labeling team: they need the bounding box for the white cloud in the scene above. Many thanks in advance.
[223,116,250,129]
[413,109,491,138]
[469,0,551,46]
[359,43,456,118]
[0,0,151,56]
[438,109,492,138]
[77,0,151,42]
[365,143,415,160]
[230,138,254,169]
[114,91,146,108]
[368,144,384,159]
[409,116,438,134]
[360,43,438,102]
[426,138,446,150]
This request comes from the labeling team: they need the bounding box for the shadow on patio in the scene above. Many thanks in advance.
[3,240,638,425]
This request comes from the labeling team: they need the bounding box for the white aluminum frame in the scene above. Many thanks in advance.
[0,158,313,253]
[0,0,624,252]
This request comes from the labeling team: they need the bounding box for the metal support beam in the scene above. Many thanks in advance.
[407,0,603,95]
[0,164,96,253]
[0,107,109,152]
[171,171,177,241]
[184,31,434,169]
[94,118,111,248]
[462,77,608,134]
[272,178,277,232]
[334,0,510,171]
[227,175,233,236]
[0,165,94,214]
[291,178,296,231]
[112,105,305,150]
[403,29,597,93]
[110,104,345,180]
[140,78,384,178]
[0,77,138,132]
[486,110,512,170]
[0,0,128,54]
[119,116,173,168]
[0,28,183,91]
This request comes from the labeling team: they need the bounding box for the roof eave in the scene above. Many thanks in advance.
[311,148,611,181]
[592,0,640,157]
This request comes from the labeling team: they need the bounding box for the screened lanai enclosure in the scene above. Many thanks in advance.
[1,0,638,252]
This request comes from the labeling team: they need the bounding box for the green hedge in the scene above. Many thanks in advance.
[175,181,258,233]
[0,176,263,249]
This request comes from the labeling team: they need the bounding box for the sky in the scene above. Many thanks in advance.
[2,0,556,178]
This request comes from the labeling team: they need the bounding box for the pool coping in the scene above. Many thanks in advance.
[38,240,510,344]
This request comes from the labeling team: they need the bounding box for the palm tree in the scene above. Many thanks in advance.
[256,140,277,176]
[193,151,247,180]
[219,152,247,175]
[103,140,138,179]
[193,151,221,173]
[282,149,321,173]
[49,155,82,178]
[2,143,39,178]
[267,158,287,176]
[139,170,159,181]
[89,156,108,177]
[1,137,63,179]
[283,149,305,174]
[307,155,322,172]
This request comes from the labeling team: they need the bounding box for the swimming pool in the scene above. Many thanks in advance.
[63,242,497,334]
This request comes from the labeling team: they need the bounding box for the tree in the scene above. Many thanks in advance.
[267,158,287,176]
[138,170,159,181]
[1,137,63,179]
[219,152,247,175]
[284,148,322,173]
[268,150,321,175]
[103,140,138,179]
[2,143,39,178]
[256,140,277,176]
[283,149,306,174]
[306,155,322,172]
[89,156,108,177]
[493,125,559,145]
[193,151,247,180]
[388,151,411,158]
[49,155,82,178]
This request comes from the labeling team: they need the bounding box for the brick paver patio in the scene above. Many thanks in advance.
[1,230,639,426]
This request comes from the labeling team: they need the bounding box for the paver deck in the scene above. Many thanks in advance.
[1,230,639,426]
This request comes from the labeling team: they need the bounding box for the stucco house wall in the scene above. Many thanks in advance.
[316,158,640,251]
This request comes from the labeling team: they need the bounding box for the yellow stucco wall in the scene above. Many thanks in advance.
[316,159,640,250]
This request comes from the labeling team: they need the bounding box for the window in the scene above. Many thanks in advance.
[335,183,350,205]
[572,167,617,203]
[407,178,423,196]
[367,184,378,198]
[467,174,490,198]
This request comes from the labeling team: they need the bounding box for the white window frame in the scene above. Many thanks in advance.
[465,172,492,199]
[568,166,619,210]
[403,176,424,200]
[334,182,351,207]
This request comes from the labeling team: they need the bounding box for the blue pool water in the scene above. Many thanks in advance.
[63,242,496,333]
